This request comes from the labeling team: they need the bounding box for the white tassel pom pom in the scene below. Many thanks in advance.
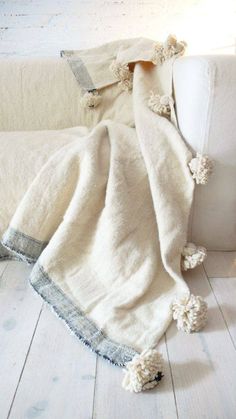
[122,349,163,393]
[109,61,133,92]
[189,153,213,185]
[80,91,102,109]
[148,92,174,117]
[118,78,133,92]
[181,242,207,271]
[163,34,187,59]
[172,294,208,333]
[152,34,187,65]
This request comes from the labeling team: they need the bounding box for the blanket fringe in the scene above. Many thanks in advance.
[80,90,102,109]
[151,34,187,65]
[148,92,174,117]
[189,153,213,185]
[172,294,208,333]
[109,61,133,92]
[181,242,207,271]
[122,349,164,393]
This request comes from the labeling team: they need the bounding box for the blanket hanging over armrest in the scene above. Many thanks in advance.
[0,35,213,393]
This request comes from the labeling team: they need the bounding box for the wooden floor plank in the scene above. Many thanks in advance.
[208,276,236,348]
[2,257,236,419]
[93,336,178,419]
[0,261,42,419]
[204,251,236,278]
[166,265,236,419]
[9,304,97,419]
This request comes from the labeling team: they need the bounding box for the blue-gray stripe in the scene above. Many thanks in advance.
[0,241,12,260]
[1,227,47,264]
[30,263,137,366]
[61,50,95,91]
[0,227,137,366]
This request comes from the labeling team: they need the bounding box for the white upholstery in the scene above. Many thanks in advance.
[173,55,236,250]
[0,55,235,250]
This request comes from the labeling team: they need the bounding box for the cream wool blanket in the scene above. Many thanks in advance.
[0,36,211,393]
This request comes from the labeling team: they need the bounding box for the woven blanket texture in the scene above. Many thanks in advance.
[0,36,210,392]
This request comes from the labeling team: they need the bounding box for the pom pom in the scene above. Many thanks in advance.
[172,294,208,333]
[122,349,164,393]
[109,61,133,92]
[151,41,164,65]
[152,34,187,65]
[80,91,102,109]
[163,34,187,58]
[118,78,133,92]
[110,60,131,81]
[148,92,174,117]
[189,153,213,185]
[181,242,207,271]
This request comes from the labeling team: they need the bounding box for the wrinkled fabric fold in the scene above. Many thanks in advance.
[1,37,196,367]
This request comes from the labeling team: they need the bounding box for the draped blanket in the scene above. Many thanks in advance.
[0,36,212,392]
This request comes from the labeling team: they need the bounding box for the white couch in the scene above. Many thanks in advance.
[174,55,236,251]
[0,55,235,250]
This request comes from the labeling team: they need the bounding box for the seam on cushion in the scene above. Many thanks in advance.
[190,58,216,243]
[200,57,217,153]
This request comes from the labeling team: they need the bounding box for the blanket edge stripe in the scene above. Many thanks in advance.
[1,227,47,264]
[30,262,138,367]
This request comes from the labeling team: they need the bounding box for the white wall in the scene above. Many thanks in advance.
[0,0,235,57]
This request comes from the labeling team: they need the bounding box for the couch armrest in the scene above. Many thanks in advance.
[173,55,236,250]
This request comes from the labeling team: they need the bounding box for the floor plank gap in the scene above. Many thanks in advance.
[165,333,179,419]
[91,356,98,419]
[0,261,9,278]
[203,264,236,352]
[7,303,43,419]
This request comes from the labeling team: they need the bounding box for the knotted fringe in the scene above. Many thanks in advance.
[80,90,102,109]
[189,153,213,185]
[109,61,133,92]
[122,349,164,393]
[172,294,208,333]
[181,242,207,271]
[148,92,174,117]
[151,34,187,65]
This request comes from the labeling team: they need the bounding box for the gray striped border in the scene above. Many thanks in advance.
[0,241,13,260]
[0,227,137,366]
[30,263,137,366]
[61,51,95,91]
[1,227,47,264]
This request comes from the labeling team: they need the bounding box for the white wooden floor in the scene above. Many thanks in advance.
[1,252,236,419]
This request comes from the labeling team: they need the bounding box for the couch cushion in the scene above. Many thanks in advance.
[0,58,133,131]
